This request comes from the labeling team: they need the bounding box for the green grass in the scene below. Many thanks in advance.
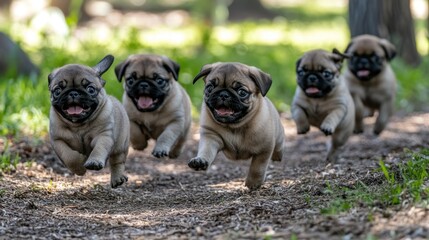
[321,148,429,215]
[0,140,20,173]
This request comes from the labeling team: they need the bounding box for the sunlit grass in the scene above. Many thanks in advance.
[321,148,429,215]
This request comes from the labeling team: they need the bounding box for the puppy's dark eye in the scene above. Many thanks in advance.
[53,88,61,97]
[126,78,134,86]
[322,70,333,79]
[297,69,306,77]
[237,88,249,98]
[205,84,214,93]
[156,78,166,85]
[371,55,381,63]
[87,86,96,95]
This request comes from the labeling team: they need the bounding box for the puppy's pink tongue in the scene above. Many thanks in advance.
[66,106,83,115]
[357,70,370,77]
[138,96,153,108]
[215,108,234,116]
[305,87,320,94]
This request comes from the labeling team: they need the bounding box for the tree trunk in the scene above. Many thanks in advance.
[382,0,421,66]
[348,0,421,66]
[0,0,12,18]
[348,0,382,37]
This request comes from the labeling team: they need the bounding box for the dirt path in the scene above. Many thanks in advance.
[1,112,428,239]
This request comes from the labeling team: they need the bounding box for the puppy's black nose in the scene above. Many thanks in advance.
[358,58,370,68]
[308,75,318,83]
[219,91,230,100]
[69,91,79,98]
[139,81,149,89]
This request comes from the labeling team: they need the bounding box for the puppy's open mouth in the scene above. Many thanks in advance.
[63,104,90,116]
[136,96,159,110]
[305,87,320,95]
[357,70,370,78]
[215,107,235,117]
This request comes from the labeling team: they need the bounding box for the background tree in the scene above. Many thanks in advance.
[348,0,421,66]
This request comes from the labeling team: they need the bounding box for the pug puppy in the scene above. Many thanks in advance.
[115,54,191,159]
[292,49,355,162]
[48,55,130,188]
[343,34,397,135]
[189,62,285,190]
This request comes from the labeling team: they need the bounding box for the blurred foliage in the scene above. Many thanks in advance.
[0,0,428,139]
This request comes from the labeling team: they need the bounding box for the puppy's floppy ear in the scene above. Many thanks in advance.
[115,58,131,82]
[344,41,354,55]
[161,56,180,81]
[193,63,215,84]
[379,39,396,61]
[47,68,59,89]
[93,54,114,76]
[48,72,54,88]
[330,48,350,70]
[295,58,302,72]
[248,66,272,97]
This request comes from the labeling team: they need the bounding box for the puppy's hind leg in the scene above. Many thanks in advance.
[326,128,352,163]
[373,100,394,135]
[109,152,128,188]
[271,140,284,162]
[130,121,149,151]
[168,135,186,159]
[245,151,272,190]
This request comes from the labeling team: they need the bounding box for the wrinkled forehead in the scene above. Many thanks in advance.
[52,65,100,87]
[209,64,247,80]
[126,57,168,75]
[207,63,257,89]
[299,52,336,71]
[350,39,384,56]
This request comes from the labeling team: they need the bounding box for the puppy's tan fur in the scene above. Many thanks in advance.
[190,62,285,190]
[343,34,397,134]
[292,49,355,162]
[49,55,129,188]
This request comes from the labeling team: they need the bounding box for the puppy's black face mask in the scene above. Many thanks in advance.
[296,67,337,98]
[205,82,251,124]
[125,72,170,112]
[51,79,101,123]
[348,53,383,81]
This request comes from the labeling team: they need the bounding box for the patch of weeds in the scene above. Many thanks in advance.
[0,140,20,173]
[0,189,5,197]
[320,181,376,215]
[25,160,35,168]
[320,148,429,215]
[379,148,429,205]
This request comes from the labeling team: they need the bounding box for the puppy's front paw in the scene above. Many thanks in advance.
[188,157,209,171]
[84,159,105,171]
[111,175,128,188]
[245,177,264,190]
[152,145,169,158]
[320,124,334,136]
[297,125,310,135]
[353,128,364,134]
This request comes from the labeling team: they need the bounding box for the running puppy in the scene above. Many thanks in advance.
[292,49,355,162]
[189,62,285,190]
[49,55,129,188]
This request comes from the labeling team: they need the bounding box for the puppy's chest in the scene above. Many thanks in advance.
[64,129,99,154]
[222,132,260,160]
[133,115,167,138]
[306,102,330,120]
